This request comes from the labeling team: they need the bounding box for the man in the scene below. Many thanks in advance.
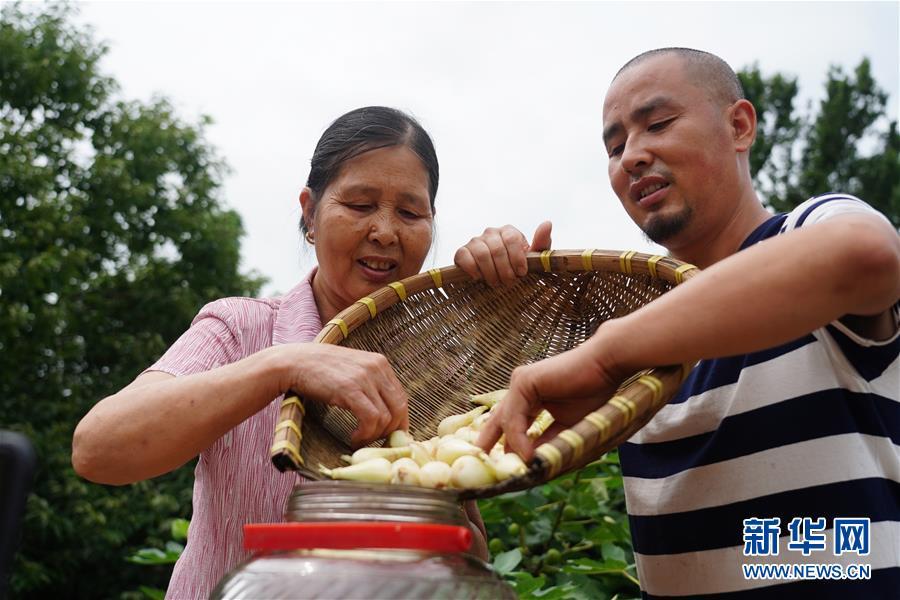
[476,48,899,598]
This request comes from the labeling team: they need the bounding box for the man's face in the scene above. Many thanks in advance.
[602,54,738,249]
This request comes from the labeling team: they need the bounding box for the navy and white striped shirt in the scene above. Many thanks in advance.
[620,194,900,598]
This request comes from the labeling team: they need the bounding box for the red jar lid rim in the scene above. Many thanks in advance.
[243,522,472,553]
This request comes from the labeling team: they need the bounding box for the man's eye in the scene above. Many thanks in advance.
[347,203,371,211]
[608,144,624,158]
[649,118,675,132]
[399,209,420,219]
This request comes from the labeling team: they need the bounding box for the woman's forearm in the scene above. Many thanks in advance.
[72,346,288,485]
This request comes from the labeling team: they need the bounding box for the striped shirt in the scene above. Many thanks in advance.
[620,194,900,599]
[147,273,322,600]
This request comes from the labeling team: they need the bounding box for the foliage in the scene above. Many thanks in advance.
[740,59,899,225]
[478,452,639,600]
[123,518,188,600]
[3,2,896,599]
[0,3,263,597]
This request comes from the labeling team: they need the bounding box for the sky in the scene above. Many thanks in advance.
[73,1,899,296]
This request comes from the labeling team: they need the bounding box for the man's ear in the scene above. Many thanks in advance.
[730,99,757,153]
[299,187,314,232]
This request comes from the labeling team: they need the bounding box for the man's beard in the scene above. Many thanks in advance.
[641,205,693,245]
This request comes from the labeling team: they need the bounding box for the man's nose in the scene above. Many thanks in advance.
[621,137,652,175]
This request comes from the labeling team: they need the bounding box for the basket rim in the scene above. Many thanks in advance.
[314,249,698,346]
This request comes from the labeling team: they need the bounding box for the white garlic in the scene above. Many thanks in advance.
[418,461,452,489]
[409,441,435,466]
[437,405,488,437]
[435,437,489,465]
[490,452,528,481]
[318,458,392,483]
[451,455,497,488]
[387,430,413,448]
[469,389,508,408]
[348,446,411,465]
[390,457,421,486]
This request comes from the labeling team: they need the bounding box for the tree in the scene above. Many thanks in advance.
[0,3,263,597]
[740,59,900,226]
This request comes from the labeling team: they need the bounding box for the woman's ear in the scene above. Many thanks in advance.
[730,99,757,153]
[299,187,314,232]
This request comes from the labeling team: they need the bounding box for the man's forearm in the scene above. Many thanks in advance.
[598,215,900,375]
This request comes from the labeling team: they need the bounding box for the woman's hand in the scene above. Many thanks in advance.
[454,221,552,286]
[275,343,410,447]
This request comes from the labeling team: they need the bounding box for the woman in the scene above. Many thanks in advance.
[72,106,550,599]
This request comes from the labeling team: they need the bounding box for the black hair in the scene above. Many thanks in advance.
[615,47,745,105]
[301,106,439,236]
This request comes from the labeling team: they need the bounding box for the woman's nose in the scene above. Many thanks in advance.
[367,210,399,246]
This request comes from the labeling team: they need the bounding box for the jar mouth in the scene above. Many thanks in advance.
[285,481,468,526]
[244,522,472,554]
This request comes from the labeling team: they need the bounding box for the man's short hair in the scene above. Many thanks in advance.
[615,48,745,106]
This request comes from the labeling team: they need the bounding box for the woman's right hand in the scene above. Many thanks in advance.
[454,221,552,287]
[276,343,409,447]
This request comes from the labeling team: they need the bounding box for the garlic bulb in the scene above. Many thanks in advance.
[387,430,413,448]
[490,452,528,481]
[526,410,554,439]
[409,441,434,466]
[488,443,505,462]
[437,405,488,437]
[348,446,411,465]
[470,412,492,431]
[418,461,452,489]
[451,455,497,488]
[390,457,421,486]
[452,426,478,444]
[469,389,508,408]
[435,438,486,465]
[318,458,392,483]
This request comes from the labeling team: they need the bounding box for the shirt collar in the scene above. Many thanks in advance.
[271,268,323,346]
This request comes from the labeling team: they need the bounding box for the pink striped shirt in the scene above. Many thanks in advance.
[148,273,322,599]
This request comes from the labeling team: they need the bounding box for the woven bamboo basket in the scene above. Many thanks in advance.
[271,249,699,500]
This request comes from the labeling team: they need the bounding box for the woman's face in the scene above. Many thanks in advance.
[302,145,434,319]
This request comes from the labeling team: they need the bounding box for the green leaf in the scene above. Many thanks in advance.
[125,548,170,565]
[138,586,166,600]
[509,571,546,596]
[562,557,629,575]
[532,583,580,599]
[170,518,189,541]
[492,548,523,575]
[601,542,626,563]
[164,541,184,556]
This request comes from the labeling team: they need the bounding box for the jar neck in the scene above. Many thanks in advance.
[285,481,467,526]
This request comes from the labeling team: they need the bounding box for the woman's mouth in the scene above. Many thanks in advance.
[357,258,398,281]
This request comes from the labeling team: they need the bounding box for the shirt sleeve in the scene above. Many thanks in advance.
[782,194,900,376]
[780,192,893,232]
[145,299,246,377]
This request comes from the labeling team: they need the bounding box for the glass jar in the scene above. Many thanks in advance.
[210,481,515,599]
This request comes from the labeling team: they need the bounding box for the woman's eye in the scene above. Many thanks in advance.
[648,118,674,132]
[346,203,371,211]
[608,144,624,158]
[399,209,420,219]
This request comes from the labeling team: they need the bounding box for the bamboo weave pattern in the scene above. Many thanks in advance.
[271,250,698,498]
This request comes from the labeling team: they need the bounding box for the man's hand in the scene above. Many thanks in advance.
[476,334,625,459]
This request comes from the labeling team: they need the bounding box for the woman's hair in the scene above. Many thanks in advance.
[301,106,439,236]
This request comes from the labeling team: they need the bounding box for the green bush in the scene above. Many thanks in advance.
[479,451,639,600]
